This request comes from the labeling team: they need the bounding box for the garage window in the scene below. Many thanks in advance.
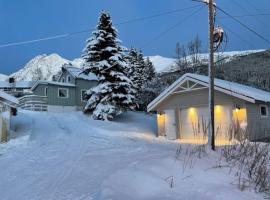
[58,88,69,98]
[260,105,268,117]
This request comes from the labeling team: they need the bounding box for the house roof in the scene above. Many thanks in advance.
[62,64,98,81]
[0,91,19,107]
[0,81,35,88]
[147,73,270,111]
[31,81,76,90]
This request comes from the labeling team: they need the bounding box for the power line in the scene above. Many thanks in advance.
[216,6,270,45]
[217,13,270,19]
[141,6,204,48]
[230,0,270,30]
[0,5,201,49]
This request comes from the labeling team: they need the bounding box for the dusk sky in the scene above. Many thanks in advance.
[0,0,269,75]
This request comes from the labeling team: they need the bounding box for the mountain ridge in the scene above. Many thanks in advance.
[7,49,266,81]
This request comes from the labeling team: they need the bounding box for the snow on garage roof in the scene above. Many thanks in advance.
[63,65,97,81]
[0,91,19,106]
[147,73,270,111]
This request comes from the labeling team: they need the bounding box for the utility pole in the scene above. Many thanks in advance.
[208,0,215,151]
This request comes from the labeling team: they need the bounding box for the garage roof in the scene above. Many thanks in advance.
[147,73,270,111]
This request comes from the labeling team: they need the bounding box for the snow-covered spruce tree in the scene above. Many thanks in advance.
[144,57,156,81]
[82,11,136,120]
[126,48,157,110]
[126,48,146,90]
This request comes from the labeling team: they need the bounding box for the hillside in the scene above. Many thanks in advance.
[160,49,265,73]
[216,50,270,91]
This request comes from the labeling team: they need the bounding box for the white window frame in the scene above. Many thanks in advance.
[62,77,65,83]
[58,88,69,98]
[67,75,71,83]
[260,104,268,118]
[81,90,87,102]
[44,87,48,97]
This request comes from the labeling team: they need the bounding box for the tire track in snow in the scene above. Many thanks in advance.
[36,114,92,200]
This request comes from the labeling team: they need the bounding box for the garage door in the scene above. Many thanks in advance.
[179,106,232,144]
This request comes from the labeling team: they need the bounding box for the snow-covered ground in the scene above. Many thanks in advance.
[0,111,264,200]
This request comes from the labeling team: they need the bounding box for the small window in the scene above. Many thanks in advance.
[44,87,48,96]
[62,77,65,83]
[58,88,69,98]
[260,105,268,117]
[81,90,88,102]
[67,76,71,83]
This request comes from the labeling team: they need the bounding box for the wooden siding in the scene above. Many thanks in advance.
[32,84,76,106]
[246,103,270,141]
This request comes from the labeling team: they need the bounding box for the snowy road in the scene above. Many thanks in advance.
[0,111,264,200]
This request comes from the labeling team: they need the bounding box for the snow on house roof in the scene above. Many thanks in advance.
[0,91,19,106]
[148,73,270,111]
[0,81,35,88]
[63,65,98,81]
[31,81,76,90]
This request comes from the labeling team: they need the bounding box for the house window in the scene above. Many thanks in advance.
[81,90,88,102]
[58,88,69,98]
[62,77,65,83]
[67,75,71,83]
[260,105,268,117]
[44,87,48,96]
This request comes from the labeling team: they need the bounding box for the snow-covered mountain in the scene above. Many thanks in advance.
[0,74,8,81]
[11,54,81,81]
[148,49,265,73]
[9,49,265,81]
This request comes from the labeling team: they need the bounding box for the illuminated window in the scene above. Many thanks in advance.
[260,105,268,117]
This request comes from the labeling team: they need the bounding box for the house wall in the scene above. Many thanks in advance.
[32,84,76,106]
[75,79,97,109]
[58,70,76,84]
[246,103,270,141]
[155,89,247,140]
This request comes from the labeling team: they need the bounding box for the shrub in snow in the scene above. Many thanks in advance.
[82,11,136,120]
[221,141,270,193]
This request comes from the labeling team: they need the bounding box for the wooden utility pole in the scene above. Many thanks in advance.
[208,0,215,150]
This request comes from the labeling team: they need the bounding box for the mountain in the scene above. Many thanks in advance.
[9,49,265,81]
[146,55,176,72]
[0,74,8,81]
[152,49,265,73]
[11,54,81,81]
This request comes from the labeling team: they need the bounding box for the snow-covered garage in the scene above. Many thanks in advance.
[148,73,270,144]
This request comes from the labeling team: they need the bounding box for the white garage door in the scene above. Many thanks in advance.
[164,109,177,140]
[180,106,232,144]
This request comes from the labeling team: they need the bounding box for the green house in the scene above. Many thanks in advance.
[19,64,98,112]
